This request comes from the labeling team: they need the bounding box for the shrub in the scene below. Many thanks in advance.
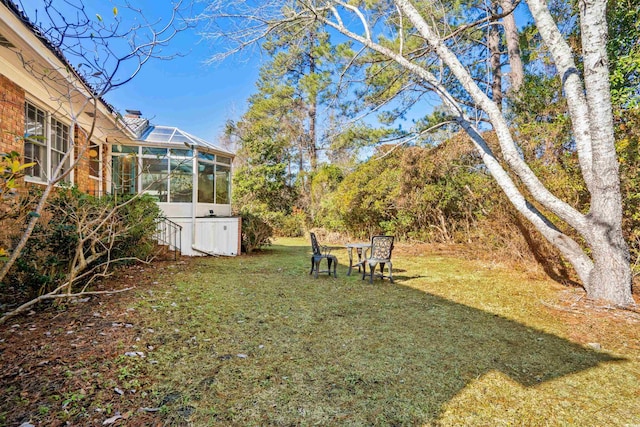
[269,209,306,237]
[1,187,162,302]
[112,193,162,261]
[238,210,273,254]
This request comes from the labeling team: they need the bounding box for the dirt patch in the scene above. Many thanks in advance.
[0,259,195,426]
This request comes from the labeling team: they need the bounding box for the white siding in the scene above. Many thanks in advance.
[170,217,240,256]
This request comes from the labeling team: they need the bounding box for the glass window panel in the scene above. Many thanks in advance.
[89,142,101,178]
[169,134,190,143]
[197,152,215,162]
[146,128,173,143]
[215,164,231,205]
[170,148,192,157]
[24,102,47,180]
[25,103,45,140]
[112,144,138,154]
[197,161,214,203]
[170,159,193,202]
[23,140,46,180]
[50,118,70,182]
[51,150,69,182]
[152,128,174,135]
[51,119,68,152]
[142,147,168,156]
[141,158,168,202]
[217,156,232,165]
[112,154,138,195]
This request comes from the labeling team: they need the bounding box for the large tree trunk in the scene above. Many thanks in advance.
[307,28,318,172]
[587,225,631,303]
[488,4,503,109]
[579,0,633,305]
[500,0,524,94]
[528,0,633,305]
[393,0,633,305]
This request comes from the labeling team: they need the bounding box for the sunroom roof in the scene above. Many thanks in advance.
[138,125,233,156]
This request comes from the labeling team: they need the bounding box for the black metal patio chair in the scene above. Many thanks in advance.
[362,235,394,283]
[309,232,338,278]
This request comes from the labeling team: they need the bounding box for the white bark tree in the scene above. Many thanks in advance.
[199,0,634,306]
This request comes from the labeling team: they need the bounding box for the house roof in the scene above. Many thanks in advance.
[123,116,150,139]
[1,1,117,116]
[1,1,232,155]
[0,0,138,140]
[138,125,234,157]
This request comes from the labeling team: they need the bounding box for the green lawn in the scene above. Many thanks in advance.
[126,237,640,425]
[3,237,638,426]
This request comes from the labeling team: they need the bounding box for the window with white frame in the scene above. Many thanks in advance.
[89,141,101,178]
[112,146,194,202]
[24,101,71,183]
[198,153,232,204]
[111,145,138,196]
[88,141,102,196]
[141,156,169,202]
[169,149,193,202]
[215,164,231,204]
[24,102,46,180]
[197,152,215,204]
[111,145,232,204]
[51,118,70,180]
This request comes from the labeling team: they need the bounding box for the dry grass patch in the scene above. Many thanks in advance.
[1,237,639,426]
[130,238,639,425]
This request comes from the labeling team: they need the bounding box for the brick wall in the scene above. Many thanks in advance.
[74,125,90,193]
[0,73,25,156]
[1,72,105,196]
[73,126,107,196]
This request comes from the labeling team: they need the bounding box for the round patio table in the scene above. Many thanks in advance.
[345,242,371,276]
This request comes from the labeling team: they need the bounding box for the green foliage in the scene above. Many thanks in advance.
[230,76,300,216]
[329,124,396,152]
[238,209,274,254]
[323,147,402,239]
[233,163,296,214]
[615,108,640,271]
[269,209,306,238]
[114,193,162,260]
[308,164,344,227]
[0,152,35,260]
[0,151,35,197]
[2,188,161,300]
[316,141,500,242]
[607,0,640,108]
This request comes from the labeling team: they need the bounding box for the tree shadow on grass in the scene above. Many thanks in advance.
[283,285,623,424]
[185,247,624,425]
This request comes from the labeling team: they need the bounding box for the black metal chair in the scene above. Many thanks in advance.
[309,232,337,278]
[362,235,394,283]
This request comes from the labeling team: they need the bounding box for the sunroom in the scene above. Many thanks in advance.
[110,120,240,256]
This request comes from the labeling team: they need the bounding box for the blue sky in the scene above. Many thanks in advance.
[105,38,260,144]
[17,0,261,143]
[99,0,262,143]
[20,0,534,146]
[101,0,533,145]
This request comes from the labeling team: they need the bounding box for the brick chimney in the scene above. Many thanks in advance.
[123,109,148,138]
[125,109,142,118]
